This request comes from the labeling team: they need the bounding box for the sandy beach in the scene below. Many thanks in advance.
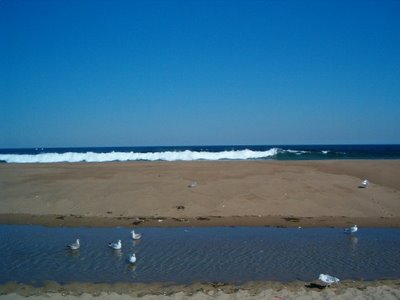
[0,280,399,299]
[0,160,399,227]
[1,161,400,298]
[2,155,398,294]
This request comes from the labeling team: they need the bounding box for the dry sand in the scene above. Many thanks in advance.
[0,160,400,227]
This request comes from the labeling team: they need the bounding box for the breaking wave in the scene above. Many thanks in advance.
[0,148,279,163]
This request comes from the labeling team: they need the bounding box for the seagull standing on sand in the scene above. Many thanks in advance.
[344,225,358,234]
[109,240,122,250]
[128,253,136,264]
[131,230,142,240]
[68,239,80,250]
[319,274,340,286]
[361,179,369,188]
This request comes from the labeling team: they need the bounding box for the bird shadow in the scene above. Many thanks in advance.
[305,283,326,290]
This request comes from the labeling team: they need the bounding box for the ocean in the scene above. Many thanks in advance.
[0,144,399,163]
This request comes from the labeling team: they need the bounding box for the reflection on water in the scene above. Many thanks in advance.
[132,240,141,246]
[348,235,358,250]
[66,249,80,258]
[0,226,399,285]
[127,264,137,272]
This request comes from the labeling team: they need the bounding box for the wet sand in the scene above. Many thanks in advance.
[0,280,399,299]
[0,160,400,227]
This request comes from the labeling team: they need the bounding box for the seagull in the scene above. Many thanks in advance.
[108,240,122,250]
[360,179,369,188]
[319,274,340,286]
[344,225,358,234]
[67,239,80,250]
[128,253,136,264]
[131,230,142,240]
[188,181,197,188]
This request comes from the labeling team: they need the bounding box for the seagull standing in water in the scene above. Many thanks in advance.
[344,225,358,234]
[131,230,142,240]
[68,239,80,250]
[319,274,340,286]
[109,240,122,250]
[128,253,136,264]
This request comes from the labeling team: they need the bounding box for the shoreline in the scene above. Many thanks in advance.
[1,279,399,299]
[1,213,400,228]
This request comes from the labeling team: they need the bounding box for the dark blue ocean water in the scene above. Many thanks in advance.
[0,226,399,285]
[0,145,399,163]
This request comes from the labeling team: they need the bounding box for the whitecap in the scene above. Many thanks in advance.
[0,148,279,163]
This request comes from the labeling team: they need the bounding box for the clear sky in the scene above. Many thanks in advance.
[1,0,399,148]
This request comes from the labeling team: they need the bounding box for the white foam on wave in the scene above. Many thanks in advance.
[0,148,279,163]
[283,149,311,155]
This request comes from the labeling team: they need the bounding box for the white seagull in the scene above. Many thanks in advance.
[188,181,197,188]
[108,240,122,250]
[131,230,142,240]
[344,225,358,234]
[128,253,136,264]
[360,179,369,188]
[68,239,80,250]
[319,274,340,286]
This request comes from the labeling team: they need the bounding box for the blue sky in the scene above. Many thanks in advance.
[1,0,399,148]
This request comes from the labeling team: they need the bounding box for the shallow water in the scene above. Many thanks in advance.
[0,226,399,285]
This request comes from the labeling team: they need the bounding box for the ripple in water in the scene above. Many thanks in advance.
[0,226,399,285]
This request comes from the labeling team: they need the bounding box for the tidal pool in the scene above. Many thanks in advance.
[0,225,399,285]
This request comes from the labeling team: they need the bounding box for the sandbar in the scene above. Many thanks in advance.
[0,160,399,228]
